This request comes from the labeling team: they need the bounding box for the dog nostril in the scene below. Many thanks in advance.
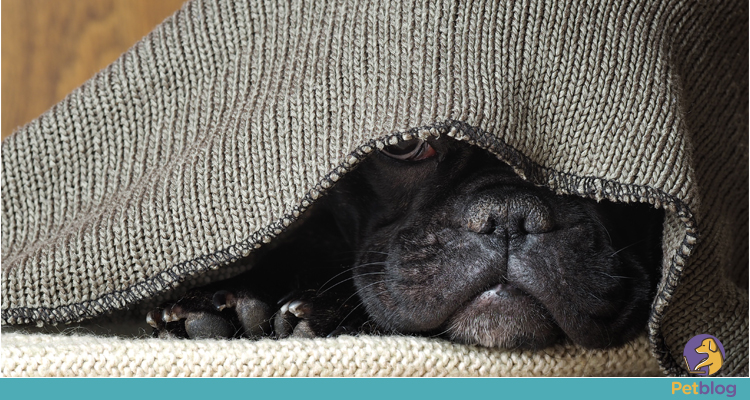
[467,217,494,234]
[466,194,554,236]
[515,218,528,235]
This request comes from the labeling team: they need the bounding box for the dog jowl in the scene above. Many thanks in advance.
[148,137,664,350]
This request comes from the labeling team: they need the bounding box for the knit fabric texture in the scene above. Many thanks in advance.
[1,0,747,376]
[0,332,660,377]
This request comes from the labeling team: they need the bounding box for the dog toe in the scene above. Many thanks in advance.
[183,311,236,339]
[233,295,273,337]
[273,302,299,338]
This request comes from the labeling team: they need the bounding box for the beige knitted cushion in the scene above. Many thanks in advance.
[1,0,747,376]
[0,333,660,377]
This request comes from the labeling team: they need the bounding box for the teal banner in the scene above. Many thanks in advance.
[1,377,747,400]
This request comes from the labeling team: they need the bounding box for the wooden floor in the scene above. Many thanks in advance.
[2,0,186,140]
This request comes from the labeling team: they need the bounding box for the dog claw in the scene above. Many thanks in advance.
[148,307,190,338]
[287,299,313,318]
[146,309,162,329]
[213,290,237,311]
[277,290,298,307]
[162,304,186,323]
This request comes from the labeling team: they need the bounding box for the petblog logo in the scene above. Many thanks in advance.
[671,334,735,397]
[683,334,725,376]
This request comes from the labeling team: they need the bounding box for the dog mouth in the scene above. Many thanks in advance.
[351,217,571,348]
[477,283,526,299]
[353,219,642,350]
[352,238,568,349]
[443,282,564,349]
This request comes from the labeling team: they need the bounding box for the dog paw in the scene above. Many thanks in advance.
[273,289,369,339]
[147,283,368,340]
[147,290,273,339]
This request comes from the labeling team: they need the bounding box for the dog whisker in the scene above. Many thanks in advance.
[363,250,391,255]
[334,301,367,331]
[591,271,631,280]
[593,217,614,246]
[315,263,385,295]
[317,271,387,296]
[426,325,454,339]
[338,279,396,312]
[610,238,649,257]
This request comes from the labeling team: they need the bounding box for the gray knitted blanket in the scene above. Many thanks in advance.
[2,0,747,376]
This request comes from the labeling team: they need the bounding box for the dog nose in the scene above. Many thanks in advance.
[465,193,554,236]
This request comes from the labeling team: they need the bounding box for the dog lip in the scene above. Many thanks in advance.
[453,282,532,315]
[483,283,525,298]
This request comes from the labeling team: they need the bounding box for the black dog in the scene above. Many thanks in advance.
[148,137,663,350]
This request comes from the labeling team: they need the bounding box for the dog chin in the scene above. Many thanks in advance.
[444,283,562,349]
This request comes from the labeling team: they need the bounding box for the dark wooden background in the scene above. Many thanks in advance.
[2,0,186,140]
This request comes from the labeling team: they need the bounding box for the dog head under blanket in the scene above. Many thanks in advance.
[333,137,665,350]
[1,0,747,376]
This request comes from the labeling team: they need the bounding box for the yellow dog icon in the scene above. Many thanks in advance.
[693,338,724,375]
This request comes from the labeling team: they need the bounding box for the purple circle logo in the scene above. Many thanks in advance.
[683,334,725,376]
